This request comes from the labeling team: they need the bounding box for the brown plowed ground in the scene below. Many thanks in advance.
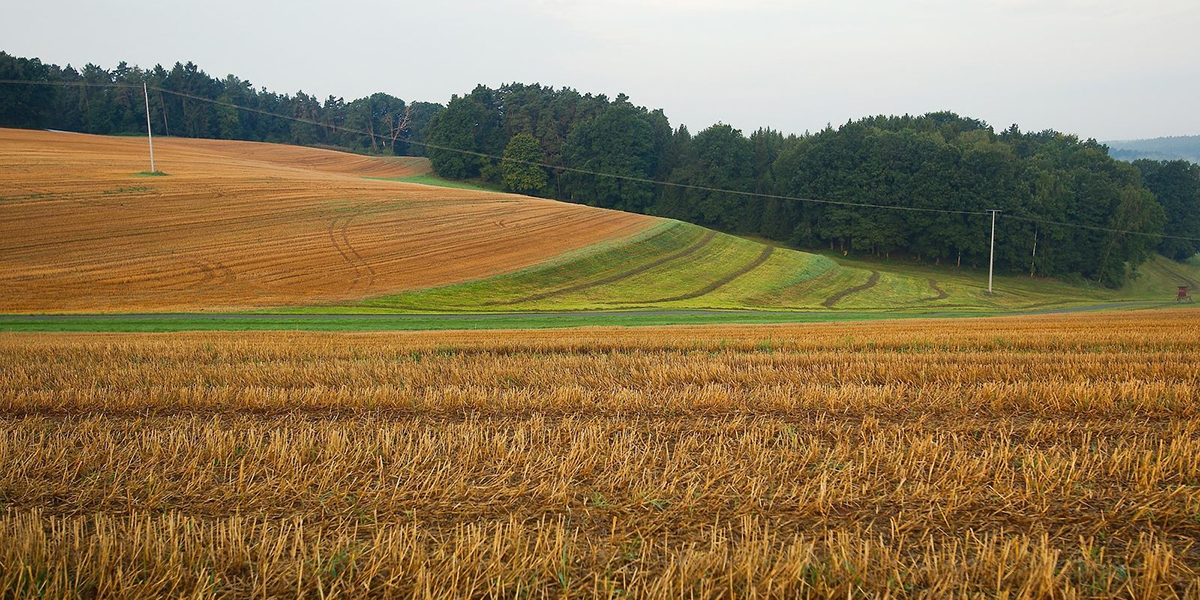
[0,129,653,312]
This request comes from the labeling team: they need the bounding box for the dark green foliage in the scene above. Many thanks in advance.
[426,89,499,179]
[346,92,407,154]
[561,99,659,212]
[656,123,757,232]
[1133,159,1200,261]
[501,133,549,195]
[771,119,1170,286]
[0,52,440,156]
[0,54,55,128]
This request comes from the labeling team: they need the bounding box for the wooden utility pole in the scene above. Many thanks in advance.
[143,82,155,173]
[1030,228,1038,278]
[988,210,1000,293]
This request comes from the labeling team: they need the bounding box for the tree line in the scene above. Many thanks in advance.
[0,52,441,156]
[2,52,1197,287]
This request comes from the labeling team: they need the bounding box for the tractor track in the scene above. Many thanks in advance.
[620,246,775,305]
[484,230,718,307]
[1157,261,1196,289]
[342,209,377,290]
[823,270,881,308]
[183,258,233,289]
[918,279,949,302]
[327,208,376,293]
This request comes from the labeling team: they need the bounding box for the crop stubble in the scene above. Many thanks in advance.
[2,308,1199,598]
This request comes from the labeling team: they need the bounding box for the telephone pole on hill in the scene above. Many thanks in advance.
[988,209,1000,294]
[143,82,155,173]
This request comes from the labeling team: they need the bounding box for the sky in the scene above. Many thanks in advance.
[3,0,1198,141]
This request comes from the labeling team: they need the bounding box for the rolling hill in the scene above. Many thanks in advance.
[0,129,650,312]
[1,128,1196,317]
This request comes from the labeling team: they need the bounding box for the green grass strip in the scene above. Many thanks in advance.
[0,310,1007,333]
[369,174,501,192]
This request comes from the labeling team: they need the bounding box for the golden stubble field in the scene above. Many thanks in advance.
[0,129,652,312]
[2,308,1199,598]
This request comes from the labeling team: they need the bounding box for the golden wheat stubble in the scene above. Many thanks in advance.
[1,309,1199,597]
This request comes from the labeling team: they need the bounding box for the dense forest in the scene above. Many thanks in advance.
[0,52,441,156]
[2,51,1198,286]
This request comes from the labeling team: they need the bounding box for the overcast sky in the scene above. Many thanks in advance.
[3,0,1197,141]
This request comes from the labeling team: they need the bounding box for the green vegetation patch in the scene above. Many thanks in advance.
[0,310,987,333]
[102,185,151,195]
[371,174,501,192]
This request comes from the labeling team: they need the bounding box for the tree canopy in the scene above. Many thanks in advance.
[0,52,441,156]
[501,133,549,195]
[1133,159,1200,261]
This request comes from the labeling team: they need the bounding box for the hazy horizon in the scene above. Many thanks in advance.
[3,0,1197,141]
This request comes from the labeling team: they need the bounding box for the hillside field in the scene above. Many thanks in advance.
[0,129,650,313]
[2,308,1198,598]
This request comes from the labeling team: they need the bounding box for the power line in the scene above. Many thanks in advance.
[1002,214,1200,242]
[150,86,989,216]
[0,78,140,89]
[3,77,1199,244]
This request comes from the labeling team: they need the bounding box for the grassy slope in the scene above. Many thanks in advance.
[285,216,1200,314]
[369,174,502,192]
[810,251,1200,310]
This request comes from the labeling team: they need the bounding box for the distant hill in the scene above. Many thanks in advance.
[1105,135,1200,164]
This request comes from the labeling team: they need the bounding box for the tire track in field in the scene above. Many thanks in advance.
[327,210,371,293]
[822,270,880,308]
[1157,261,1195,288]
[485,230,718,307]
[173,258,236,292]
[618,245,775,305]
[918,279,949,302]
[211,259,236,287]
[189,258,216,289]
[341,208,377,290]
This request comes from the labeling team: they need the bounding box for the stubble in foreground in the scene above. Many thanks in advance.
[2,309,1199,598]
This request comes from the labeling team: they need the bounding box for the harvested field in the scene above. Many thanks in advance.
[0,129,651,312]
[2,308,1199,598]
